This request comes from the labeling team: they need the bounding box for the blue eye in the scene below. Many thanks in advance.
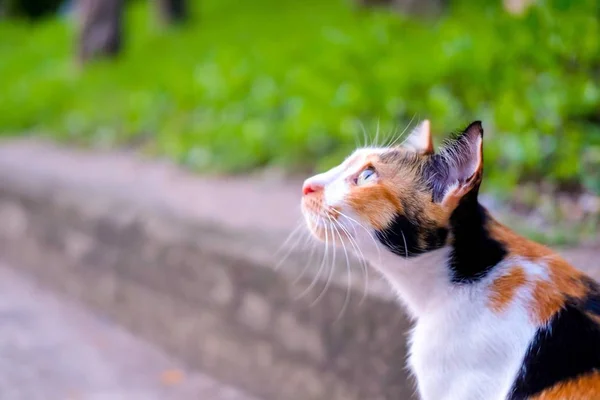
[356,167,377,185]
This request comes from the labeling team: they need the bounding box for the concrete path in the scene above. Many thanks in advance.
[0,262,258,400]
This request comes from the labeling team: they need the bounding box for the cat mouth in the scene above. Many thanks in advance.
[301,196,340,219]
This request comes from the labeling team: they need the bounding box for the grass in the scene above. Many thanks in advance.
[0,0,599,198]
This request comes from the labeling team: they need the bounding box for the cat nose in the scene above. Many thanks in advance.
[302,180,323,195]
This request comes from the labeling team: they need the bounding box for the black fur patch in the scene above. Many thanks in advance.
[425,227,449,251]
[447,191,507,283]
[582,276,600,316]
[375,214,423,257]
[375,200,448,258]
[508,294,600,399]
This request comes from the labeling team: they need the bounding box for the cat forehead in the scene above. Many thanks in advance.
[342,148,384,168]
[342,147,419,171]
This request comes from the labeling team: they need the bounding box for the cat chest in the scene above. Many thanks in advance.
[408,303,537,400]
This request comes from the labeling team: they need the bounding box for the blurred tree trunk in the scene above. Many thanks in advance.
[78,0,124,63]
[156,0,187,24]
[357,0,447,16]
[392,0,446,15]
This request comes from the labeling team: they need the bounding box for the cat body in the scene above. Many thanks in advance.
[301,120,600,399]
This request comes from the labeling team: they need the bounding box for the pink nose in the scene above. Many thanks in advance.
[302,181,323,195]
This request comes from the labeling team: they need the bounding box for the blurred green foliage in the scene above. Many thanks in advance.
[0,0,599,194]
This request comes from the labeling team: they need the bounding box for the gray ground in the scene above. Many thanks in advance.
[0,262,258,400]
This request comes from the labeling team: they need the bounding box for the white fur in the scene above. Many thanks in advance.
[360,245,543,400]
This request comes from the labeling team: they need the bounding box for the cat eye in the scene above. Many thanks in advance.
[356,167,377,186]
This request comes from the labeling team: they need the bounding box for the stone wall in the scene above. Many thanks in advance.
[0,141,415,400]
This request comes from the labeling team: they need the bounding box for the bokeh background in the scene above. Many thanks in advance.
[0,1,599,399]
[0,0,598,178]
[1,0,600,242]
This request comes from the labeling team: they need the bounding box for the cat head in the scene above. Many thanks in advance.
[301,120,484,258]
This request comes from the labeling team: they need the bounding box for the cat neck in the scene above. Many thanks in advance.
[368,245,455,317]
[366,195,511,318]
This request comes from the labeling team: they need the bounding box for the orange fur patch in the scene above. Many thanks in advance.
[489,221,553,259]
[489,266,527,313]
[346,183,402,230]
[530,279,565,325]
[488,220,589,325]
[531,371,600,399]
[529,257,588,325]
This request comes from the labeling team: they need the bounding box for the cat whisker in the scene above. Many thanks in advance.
[274,222,309,271]
[274,220,304,257]
[378,227,405,257]
[374,118,381,147]
[383,115,409,148]
[332,208,382,269]
[295,216,330,301]
[382,124,400,149]
[401,228,409,259]
[352,122,362,149]
[344,222,372,304]
[376,222,410,259]
[330,220,353,323]
[328,209,377,306]
[389,114,418,148]
[292,234,318,285]
[335,220,370,307]
[311,216,338,307]
[358,120,369,148]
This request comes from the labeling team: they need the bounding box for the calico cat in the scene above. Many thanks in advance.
[300,120,600,400]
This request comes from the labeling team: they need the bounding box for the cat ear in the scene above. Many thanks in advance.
[439,121,484,207]
[403,120,434,155]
